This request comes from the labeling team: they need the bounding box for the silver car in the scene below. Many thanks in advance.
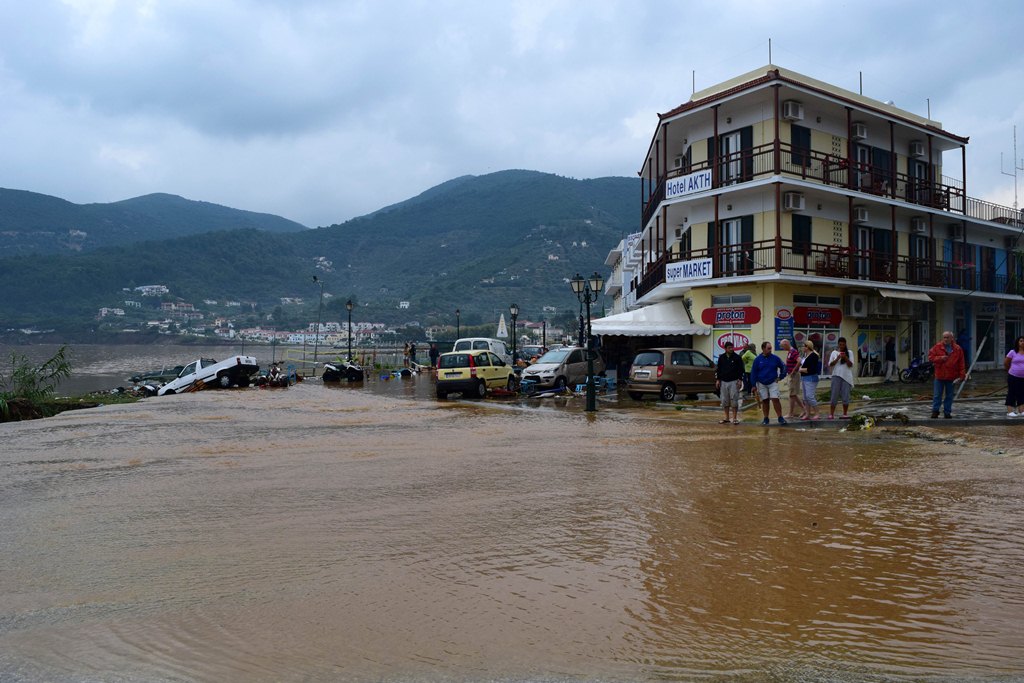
[521,346,605,390]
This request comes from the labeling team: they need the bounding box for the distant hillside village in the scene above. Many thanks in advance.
[83,284,565,347]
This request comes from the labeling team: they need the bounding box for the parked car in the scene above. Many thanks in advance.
[627,348,717,401]
[436,350,516,399]
[519,345,548,363]
[452,337,514,367]
[520,346,605,390]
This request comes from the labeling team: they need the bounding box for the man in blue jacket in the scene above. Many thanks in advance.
[751,340,788,425]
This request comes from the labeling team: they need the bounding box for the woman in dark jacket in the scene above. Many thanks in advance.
[798,339,821,420]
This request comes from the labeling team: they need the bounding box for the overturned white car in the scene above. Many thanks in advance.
[157,355,259,396]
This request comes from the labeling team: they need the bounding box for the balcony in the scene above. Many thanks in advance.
[635,238,1023,300]
[641,141,1022,228]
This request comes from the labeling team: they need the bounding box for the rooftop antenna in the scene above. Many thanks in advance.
[769,38,772,64]
[859,71,863,95]
[1000,125,1023,211]
[692,70,695,96]
[927,98,931,120]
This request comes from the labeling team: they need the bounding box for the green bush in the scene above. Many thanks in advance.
[0,345,72,418]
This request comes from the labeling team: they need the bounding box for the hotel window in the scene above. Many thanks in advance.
[710,216,754,276]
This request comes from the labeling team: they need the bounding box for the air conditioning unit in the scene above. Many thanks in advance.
[782,100,804,121]
[674,227,683,238]
[909,140,925,158]
[852,122,868,140]
[783,191,805,211]
[870,297,893,315]
[854,206,870,223]
[673,155,684,169]
[949,223,964,239]
[846,293,868,318]
[911,217,928,234]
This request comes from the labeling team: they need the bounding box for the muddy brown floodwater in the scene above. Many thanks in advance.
[1,379,1023,682]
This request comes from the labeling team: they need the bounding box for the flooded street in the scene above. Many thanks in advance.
[2,347,1024,681]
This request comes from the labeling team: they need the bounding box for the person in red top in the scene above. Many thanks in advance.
[780,339,804,418]
[928,330,967,418]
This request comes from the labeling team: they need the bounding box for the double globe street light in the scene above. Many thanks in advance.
[569,272,604,413]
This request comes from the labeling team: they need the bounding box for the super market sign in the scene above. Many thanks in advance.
[665,169,712,199]
[665,258,713,284]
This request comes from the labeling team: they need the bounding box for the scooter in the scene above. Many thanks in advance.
[899,356,934,383]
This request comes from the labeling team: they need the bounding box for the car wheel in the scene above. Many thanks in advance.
[162,389,176,395]
[474,379,487,398]
[218,373,232,388]
[555,376,567,390]
[506,376,516,391]
[660,383,677,402]
[628,391,644,400]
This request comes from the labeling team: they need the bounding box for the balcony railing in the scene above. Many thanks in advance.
[634,238,1024,300]
[641,140,1021,228]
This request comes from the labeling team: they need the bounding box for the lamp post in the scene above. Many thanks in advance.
[346,298,354,362]
[456,308,461,339]
[509,303,519,365]
[312,275,324,375]
[570,271,604,412]
[542,319,547,348]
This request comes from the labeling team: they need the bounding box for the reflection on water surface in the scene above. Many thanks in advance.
[1,359,1023,682]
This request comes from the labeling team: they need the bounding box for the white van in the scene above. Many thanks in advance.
[452,338,514,367]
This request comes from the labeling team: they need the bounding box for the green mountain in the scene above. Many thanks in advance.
[0,171,639,333]
[0,188,308,255]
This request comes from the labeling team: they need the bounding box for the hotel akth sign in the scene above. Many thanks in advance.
[665,169,713,200]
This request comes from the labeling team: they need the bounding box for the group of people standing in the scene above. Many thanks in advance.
[715,337,857,425]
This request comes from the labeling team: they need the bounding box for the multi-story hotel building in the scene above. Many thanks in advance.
[595,65,1024,376]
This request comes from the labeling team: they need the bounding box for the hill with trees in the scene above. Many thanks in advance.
[0,188,308,255]
[0,171,639,335]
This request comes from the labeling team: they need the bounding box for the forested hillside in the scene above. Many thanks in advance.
[0,171,639,333]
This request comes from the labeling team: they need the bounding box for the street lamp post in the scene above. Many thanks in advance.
[570,272,604,413]
[346,298,354,362]
[509,303,519,365]
[312,275,324,376]
[456,308,461,339]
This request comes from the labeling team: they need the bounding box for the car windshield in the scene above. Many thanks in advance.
[632,351,664,366]
[536,349,571,364]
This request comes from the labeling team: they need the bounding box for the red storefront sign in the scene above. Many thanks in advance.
[793,306,843,326]
[701,306,762,325]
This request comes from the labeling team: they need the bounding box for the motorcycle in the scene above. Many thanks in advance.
[322,360,365,382]
[899,356,934,383]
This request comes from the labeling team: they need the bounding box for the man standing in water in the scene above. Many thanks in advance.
[715,341,745,424]
[751,341,787,425]
[929,330,967,418]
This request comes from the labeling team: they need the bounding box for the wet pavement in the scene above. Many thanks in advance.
[641,370,1023,428]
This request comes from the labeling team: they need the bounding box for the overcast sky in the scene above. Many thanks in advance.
[1,0,1022,228]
